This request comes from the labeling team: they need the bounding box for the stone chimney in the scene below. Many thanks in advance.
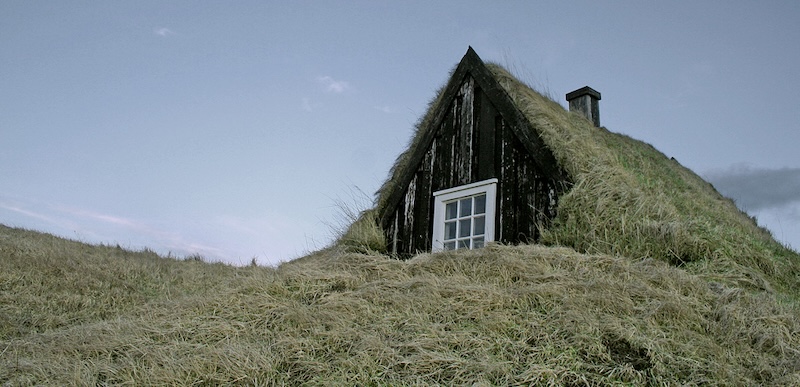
[566,86,601,127]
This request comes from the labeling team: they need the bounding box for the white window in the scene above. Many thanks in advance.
[432,178,497,252]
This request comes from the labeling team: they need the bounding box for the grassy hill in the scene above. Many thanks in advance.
[2,223,800,385]
[3,63,800,385]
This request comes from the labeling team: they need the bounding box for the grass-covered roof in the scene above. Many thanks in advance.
[489,64,798,292]
[361,55,799,294]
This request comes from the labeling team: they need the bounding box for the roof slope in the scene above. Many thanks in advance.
[370,52,799,292]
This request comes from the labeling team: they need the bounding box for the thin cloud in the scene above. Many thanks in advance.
[0,199,109,242]
[154,27,174,37]
[375,105,395,113]
[0,196,238,262]
[0,202,63,226]
[53,205,229,260]
[316,76,351,93]
[56,206,138,228]
[705,165,800,211]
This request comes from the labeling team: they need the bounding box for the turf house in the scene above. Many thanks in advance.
[370,46,793,269]
[376,47,601,256]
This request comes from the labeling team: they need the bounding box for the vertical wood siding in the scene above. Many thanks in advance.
[385,75,563,256]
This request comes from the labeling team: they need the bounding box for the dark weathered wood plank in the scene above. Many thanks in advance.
[402,175,417,252]
[499,118,516,244]
[412,147,434,252]
[389,209,400,254]
[493,114,505,239]
[456,78,474,185]
[475,88,496,181]
[441,104,455,189]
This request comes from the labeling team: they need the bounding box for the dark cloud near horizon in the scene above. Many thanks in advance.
[704,166,800,211]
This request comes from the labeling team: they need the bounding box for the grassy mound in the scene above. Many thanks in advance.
[2,225,800,385]
[0,225,237,340]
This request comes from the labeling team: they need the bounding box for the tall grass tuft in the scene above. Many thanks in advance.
[327,186,387,254]
[337,209,387,254]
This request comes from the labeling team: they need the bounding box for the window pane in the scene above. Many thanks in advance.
[459,198,472,217]
[474,194,486,214]
[444,241,456,251]
[474,216,485,235]
[446,202,458,220]
[459,219,471,238]
[458,239,470,249]
[473,237,484,249]
[444,221,457,240]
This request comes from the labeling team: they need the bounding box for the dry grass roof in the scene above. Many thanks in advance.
[369,60,799,294]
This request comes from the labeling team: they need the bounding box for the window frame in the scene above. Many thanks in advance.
[431,178,497,252]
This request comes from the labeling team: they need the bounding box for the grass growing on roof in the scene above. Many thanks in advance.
[486,63,799,293]
[370,60,798,292]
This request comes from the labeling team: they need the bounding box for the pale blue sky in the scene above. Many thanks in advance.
[2,1,798,265]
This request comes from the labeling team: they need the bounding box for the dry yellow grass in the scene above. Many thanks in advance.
[2,224,800,385]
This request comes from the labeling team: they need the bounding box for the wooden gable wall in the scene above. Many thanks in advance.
[380,48,569,257]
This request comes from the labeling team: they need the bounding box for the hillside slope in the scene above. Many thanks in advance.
[2,225,800,385]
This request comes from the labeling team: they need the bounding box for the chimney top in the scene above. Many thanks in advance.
[566,86,601,127]
[566,86,601,101]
